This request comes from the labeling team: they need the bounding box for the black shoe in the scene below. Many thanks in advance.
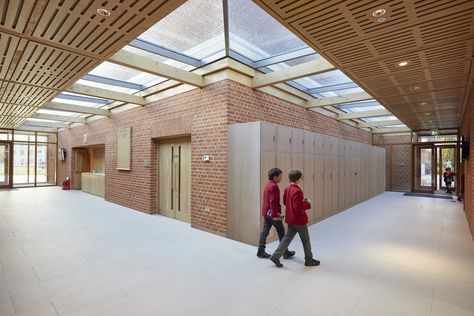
[304,259,320,267]
[283,250,296,259]
[270,256,283,268]
[257,251,271,259]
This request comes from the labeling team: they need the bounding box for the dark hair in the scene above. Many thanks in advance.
[268,168,282,180]
[288,169,303,183]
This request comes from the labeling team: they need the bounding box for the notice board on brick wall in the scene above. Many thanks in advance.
[117,127,131,170]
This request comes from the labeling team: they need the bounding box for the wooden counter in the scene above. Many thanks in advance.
[81,172,105,197]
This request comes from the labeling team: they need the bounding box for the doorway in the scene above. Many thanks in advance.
[157,138,191,223]
[0,142,12,188]
[413,143,458,194]
[413,144,435,193]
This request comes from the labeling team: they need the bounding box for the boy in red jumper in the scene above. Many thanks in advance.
[257,168,295,259]
[270,169,320,268]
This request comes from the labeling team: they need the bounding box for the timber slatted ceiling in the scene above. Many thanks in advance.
[253,0,474,131]
[0,0,186,129]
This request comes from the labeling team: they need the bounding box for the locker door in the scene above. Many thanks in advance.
[331,151,339,213]
[345,154,351,209]
[314,154,324,220]
[304,132,315,155]
[261,123,276,152]
[261,150,278,241]
[323,155,332,217]
[350,143,357,205]
[355,150,362,203]
[292,129,304,153]
[304,154,315,222]
[315,134,324,155]
[277,152,292,203]
[339,153,346,210]
[291,129,304,181]
[277,126,292,153]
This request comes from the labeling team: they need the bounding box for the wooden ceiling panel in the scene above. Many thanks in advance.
[254,0,474,131]
[0,0,186,128]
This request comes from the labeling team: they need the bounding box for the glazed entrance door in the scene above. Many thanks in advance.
[413,145,435,193]
[0,143,12,188]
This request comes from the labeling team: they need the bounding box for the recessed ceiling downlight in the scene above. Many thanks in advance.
[372,8,387,17]
[97,8,111,17]
[398,61,409,67]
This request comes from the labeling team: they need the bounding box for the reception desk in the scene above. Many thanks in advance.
[81,172,105,197]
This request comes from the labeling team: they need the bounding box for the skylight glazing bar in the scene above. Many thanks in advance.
[255,47,315,68]
[82,74,144,90]
[228,50,257,68]
[129,39,203,68]
[223,0,230,56]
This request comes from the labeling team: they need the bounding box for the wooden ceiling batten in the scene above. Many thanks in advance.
[0,0,187,129]
[253,0,474,131]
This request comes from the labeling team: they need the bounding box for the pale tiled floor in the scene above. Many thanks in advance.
[0,187,473,316]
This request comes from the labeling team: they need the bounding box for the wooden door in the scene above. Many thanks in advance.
[158,138,191,223]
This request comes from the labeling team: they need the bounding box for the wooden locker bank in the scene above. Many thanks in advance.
[227,122,386,246]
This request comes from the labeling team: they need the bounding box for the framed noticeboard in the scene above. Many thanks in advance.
[117,127,131,170]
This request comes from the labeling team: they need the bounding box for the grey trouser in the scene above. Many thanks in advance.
[272,224,313,261]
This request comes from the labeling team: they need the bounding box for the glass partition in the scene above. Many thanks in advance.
[12,130,57,187]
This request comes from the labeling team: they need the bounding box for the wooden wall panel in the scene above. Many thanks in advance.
[228,122,386,246]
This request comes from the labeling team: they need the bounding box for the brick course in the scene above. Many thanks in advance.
[58,79,372,237]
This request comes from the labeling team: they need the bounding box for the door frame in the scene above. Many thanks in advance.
[412,144,436,193]
[0,141,14,189]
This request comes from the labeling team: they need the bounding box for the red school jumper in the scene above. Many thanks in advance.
[261,180,281,218]
[283,183,311,225]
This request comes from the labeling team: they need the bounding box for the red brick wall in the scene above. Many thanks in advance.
[58,79,372,236]
[227,82,372,143]
[373,135,412,191]
[59,81,229,235]
[460,91,474,239]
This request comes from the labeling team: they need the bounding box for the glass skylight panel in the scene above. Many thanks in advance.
[122,45,197,71]
[339,104,384,113]
[53,92,108,108]
[264,54,321,71]
[319,87,364,98]
[138,0,224,62]
[361,115,397,122]
[229,0,309,61]
[77,79,138,94]
[292,70,352,90]
[377,125,406,128]
[88,62,166,88]
[36,109,78,116]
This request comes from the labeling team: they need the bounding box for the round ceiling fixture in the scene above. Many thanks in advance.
[377,17,386,23]
[97,8,111,17]
[398,61,409,67]
[372,8,387,17]
[424,112,431,116]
